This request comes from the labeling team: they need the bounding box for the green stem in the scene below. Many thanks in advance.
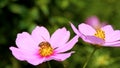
[47,61,51,68]
[82,47,98,68]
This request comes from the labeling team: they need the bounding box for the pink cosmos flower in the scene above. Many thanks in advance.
[9,26,78,65]
[70,16,120,47]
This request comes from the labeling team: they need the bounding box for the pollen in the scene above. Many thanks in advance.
[39,42,54,57]
[94,29,105,40]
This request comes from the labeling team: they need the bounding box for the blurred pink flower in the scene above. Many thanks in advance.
[71,16,120,47]
[10,26,78,65]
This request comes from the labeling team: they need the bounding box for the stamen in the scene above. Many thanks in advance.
[39,42,53,57]
[94,29,105,40]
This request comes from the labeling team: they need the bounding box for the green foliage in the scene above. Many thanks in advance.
[0,0,120,68]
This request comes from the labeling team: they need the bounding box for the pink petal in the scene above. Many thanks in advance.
[10,47,44,65]
[18,49,45,65]
[26,56,45,65]
[51,51,74,61]
[70,23,82,36]
[103,41,120,47]
[9,47,25,61]
[10,47,46,65]
[70,23,86,39]
[101,25,120,42]
[31,26,50,45]
[83,36,105,45]
[101,25,114,42]
[102,25,114,32]
[16,32,38,52]
[50,27,70,48]
[107,30,120,42]
[85,16,100,28]
[78,23,96,36]
[55,35,79,53]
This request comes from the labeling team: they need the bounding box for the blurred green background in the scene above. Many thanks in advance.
[0,0,120,68]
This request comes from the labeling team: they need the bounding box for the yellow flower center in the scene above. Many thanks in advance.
[94,29,105,40]
[39,42,54,57]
